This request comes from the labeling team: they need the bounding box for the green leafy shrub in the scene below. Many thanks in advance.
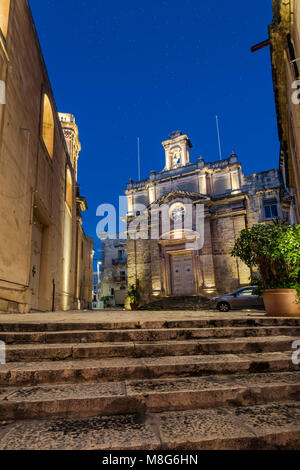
[231,222,300,299]
[127,280,141,305]
[100,296,112,304]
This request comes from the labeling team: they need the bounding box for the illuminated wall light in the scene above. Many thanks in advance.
[203,281,216,289]
[152,291,160,297]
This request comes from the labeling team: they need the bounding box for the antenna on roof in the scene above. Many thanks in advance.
[137,137,141,181]
[216,115,223,161]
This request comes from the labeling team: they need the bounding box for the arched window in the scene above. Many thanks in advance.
[66,167,73,211]
[42,94,54,158]
[0,0,11,39]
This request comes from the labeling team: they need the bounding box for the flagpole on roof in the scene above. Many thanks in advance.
[137,137,141,181]
[216,115,223,161]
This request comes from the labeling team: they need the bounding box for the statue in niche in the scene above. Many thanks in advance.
[172,149,182,168]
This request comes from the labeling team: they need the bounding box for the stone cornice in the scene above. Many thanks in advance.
[162,133,192,149]
[126,159,241,193]
[208,193,248,205]
[76,196,88,212]
[209,210,247,220]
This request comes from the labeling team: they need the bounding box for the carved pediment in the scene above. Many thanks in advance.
[151,190,209,207]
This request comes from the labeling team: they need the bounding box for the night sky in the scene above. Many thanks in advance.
[29,0,278,264]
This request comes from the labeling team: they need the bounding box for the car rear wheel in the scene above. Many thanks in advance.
[217,302,230,312]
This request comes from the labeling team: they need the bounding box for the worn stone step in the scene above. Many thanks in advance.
[3,336,297,362]
[0,351,297,386]
[1,325,300,345]
[1,317,300,332]
[0,372,299,420]
[0,401,300,450]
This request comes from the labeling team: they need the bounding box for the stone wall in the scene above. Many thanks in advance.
[127,239,153,305]
[0,0,92,313]
[101,239,128,306]
[270,0,300,223]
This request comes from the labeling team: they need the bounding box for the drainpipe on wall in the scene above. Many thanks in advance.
[52,278,56,312]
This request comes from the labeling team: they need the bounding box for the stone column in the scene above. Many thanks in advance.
[211,213,249,293]
[150,240,162,297]
[232,215,251,285]
[199,217,216,291]
[182,144,187,166]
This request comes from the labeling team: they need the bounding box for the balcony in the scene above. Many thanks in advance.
[112,257,127,266]
[113,276,127,283]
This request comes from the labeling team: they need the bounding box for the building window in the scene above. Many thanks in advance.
[66,167,73,210]
[169,202,186,222]
[287,34,299,79]
[120,271,126,282]
[263,199,278,220]
[0,0,11,39]
[42,94,55,158]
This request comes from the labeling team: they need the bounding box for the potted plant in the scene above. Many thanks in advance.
[100,296,112,309]
[127,281,141,310]
[231,221,300,317]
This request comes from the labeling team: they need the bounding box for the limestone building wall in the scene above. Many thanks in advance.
[0,0,93,313]
[100,239,128,306]
[270,0,300,223]
[75,221,94,310]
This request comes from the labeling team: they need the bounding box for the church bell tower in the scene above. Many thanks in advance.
[162,131,192,171]
[59,113,81,181]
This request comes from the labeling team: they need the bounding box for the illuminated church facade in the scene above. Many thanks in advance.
[125,131,284,307]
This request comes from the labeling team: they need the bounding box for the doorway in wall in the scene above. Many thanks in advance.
[170,253,195,296]
[29,218,43,310]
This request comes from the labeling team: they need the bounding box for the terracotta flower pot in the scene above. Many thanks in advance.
[130,302,139,311]
[262,289,300,317]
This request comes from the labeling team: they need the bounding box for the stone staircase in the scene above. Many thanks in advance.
[0,316,300,449]
[139,295,211,310]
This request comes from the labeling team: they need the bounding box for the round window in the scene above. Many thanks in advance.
[169,202,186,222]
